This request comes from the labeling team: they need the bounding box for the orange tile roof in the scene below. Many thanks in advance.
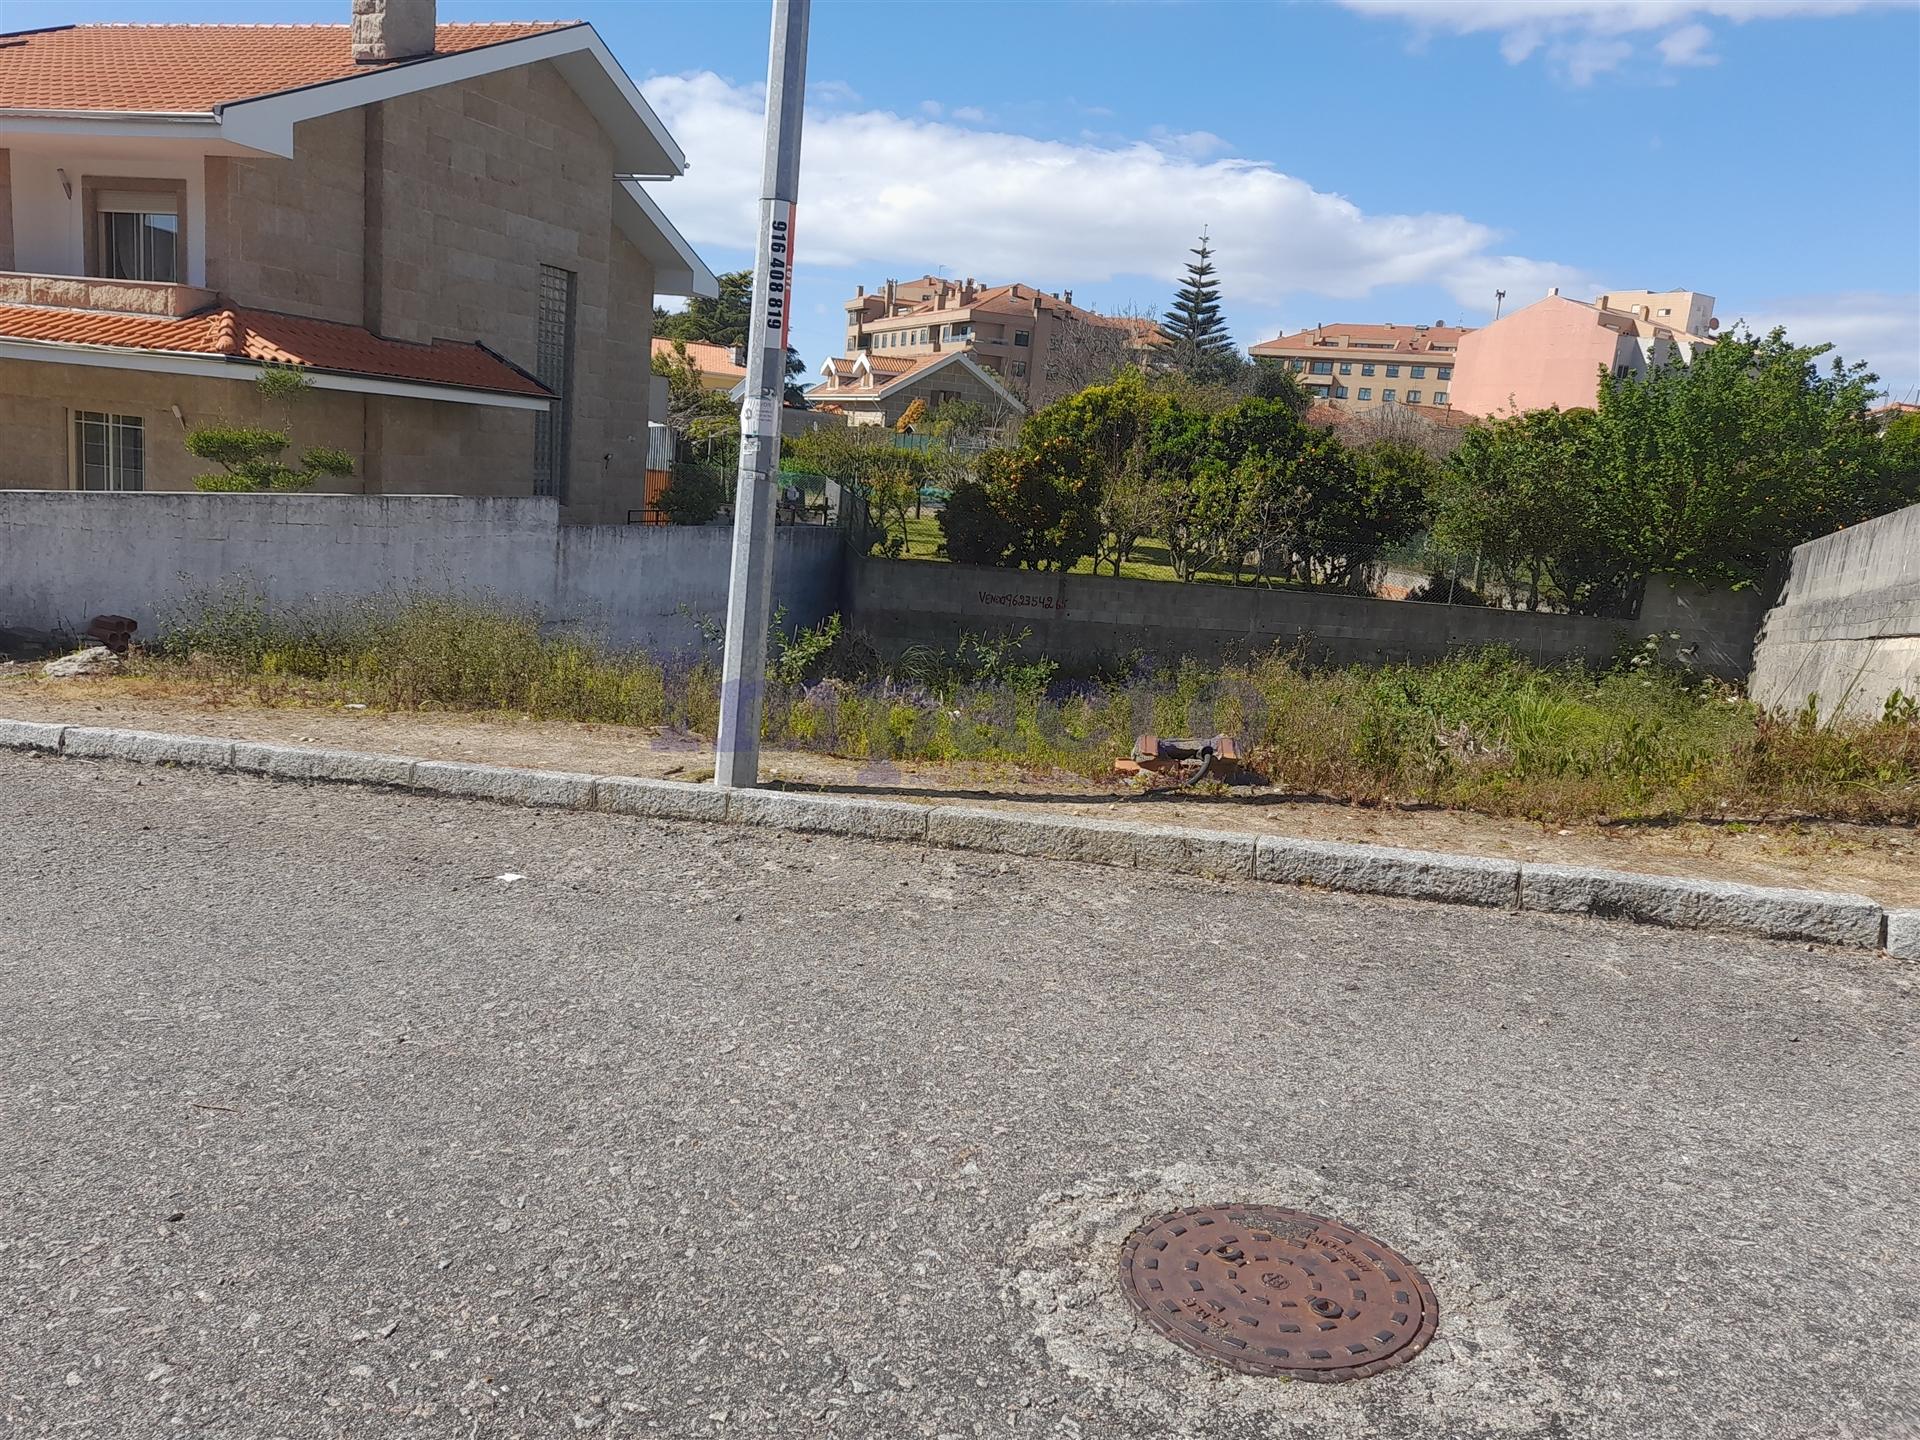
[1251,322,1472,357]
[0,22,580,113]
[650,337,745,378]
[0,301,550,397]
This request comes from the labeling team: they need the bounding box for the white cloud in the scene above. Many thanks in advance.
[642,72,1590,323]
[950,105,988,124]
[1655,22,1717,66]
[1339,1,1896,83]
[1735,292,1920,400]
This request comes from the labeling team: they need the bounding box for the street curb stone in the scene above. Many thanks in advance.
[1257,835,1520,908]
[1877,909,1919,961]
[2,718,1905,953]
[928,806,1165,868]
[61,726,234,769]
[1520,863,1885,948]
[233,741,417,789]
[729,788,930,842]
[409,760,597,809]
[0,718,66,752]
[597,775,729,823]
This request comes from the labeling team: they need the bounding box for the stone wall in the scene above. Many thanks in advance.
[848,559,1762,677]
[1749,502,1920,718]
[198,64,656,524]
[0,491,842,655]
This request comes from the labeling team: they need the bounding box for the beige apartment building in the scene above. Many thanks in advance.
[841,275,1149,409]
[0,6,713,523]
[1247,321,1471,411]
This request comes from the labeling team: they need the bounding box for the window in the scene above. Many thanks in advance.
[1309,360,1333,375]
[1434,391,1449,405]
[1438,365,1452,380]
[1014,330,1030,347]
[1361,363,1375,377]
[72,411,144,491]
[1385,364,1400,378]
[1657,307,1672,317]
[1406,389,1421,404]
[1012,360,1027,377]
[532,263,577,502]
[1333,385,1348,400]
[1288,358,1304,371]
[1339,362,1352,375]
[943,322,971,341]
[89,184,181,283]
[1382,388,1396,402]
[1357,387,1372,401]
[1410,365,1426,379]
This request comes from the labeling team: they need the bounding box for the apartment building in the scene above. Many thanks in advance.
[1247,321,1470,410]
[809,348,1023,430]
[841,275,1146,408]
[1448,288,1717,417]
[0,5,714,522]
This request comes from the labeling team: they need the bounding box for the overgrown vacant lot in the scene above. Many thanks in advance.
[98,591,1920,829]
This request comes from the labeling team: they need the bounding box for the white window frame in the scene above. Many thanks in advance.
[71,410,145,491]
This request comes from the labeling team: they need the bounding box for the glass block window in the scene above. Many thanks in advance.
[532,264,577,501]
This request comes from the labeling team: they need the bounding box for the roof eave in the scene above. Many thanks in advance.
[214,24,685,174]
[616,182,718,299]
[0,336,552,409]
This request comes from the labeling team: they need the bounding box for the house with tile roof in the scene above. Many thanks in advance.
[0,3,714,521]
[650,337,747,394]
[808,348,1025,430]
[1248,321,1471,412]
[842,275,1154,410]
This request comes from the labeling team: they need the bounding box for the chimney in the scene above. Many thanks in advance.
[1064,290,1073,305]
[1548,286,1560,297]
[884,278,897,314]
[353,0,436,64]
[855,284,865,297]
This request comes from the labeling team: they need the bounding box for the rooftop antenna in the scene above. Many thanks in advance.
[1494,289,1507,320]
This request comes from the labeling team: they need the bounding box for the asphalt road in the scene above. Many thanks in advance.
[2,750,1915,1439]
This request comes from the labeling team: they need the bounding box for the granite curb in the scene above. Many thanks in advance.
[5,720,1902,954]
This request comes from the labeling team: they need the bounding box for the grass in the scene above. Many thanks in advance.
[132,586,1920,827]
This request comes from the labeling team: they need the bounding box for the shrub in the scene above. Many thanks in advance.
[657,463,730,525]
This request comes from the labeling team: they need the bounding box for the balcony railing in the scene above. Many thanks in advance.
[0,271,217,318]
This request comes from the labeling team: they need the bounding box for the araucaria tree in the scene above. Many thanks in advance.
[1160,231,1239,384]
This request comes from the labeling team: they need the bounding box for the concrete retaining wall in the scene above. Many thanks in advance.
[1750,502,1920,718]
[848,559,1761,676]
[0,491,843,653]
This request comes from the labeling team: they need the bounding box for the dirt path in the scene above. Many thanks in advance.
[5,671,1916,906]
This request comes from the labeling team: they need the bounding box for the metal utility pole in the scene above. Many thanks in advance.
[714,0,810,789]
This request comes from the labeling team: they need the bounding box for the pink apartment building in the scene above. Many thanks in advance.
[1448,288,1718,418]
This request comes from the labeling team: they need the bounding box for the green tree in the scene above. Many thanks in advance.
[1430,407,1619,611]
[654,269,752,346]
[187,366,355,493]
[654,268,810,405]
[1593,326,1893,588]
[651,340,738,455]
[1159,231,1239,384]
[1883,411,1920,501]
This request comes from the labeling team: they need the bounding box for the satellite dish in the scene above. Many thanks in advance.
[1707,317,1720,331]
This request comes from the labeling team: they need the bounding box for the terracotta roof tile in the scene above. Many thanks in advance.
[650,337,745,378]
[1251,322,1472,357]
[0,22,579,113]
[0,301,550,397]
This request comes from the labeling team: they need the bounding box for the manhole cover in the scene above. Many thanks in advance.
[1118,1204,1438,1382]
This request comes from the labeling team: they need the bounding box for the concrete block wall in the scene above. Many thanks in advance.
[0,491,842,655]
[847,559,1760,675]
[1750,502,1920,718]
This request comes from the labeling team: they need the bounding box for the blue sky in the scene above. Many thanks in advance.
[11,0,1919,397]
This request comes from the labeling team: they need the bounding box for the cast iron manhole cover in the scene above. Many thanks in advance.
[1118,1204,1438,1382]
